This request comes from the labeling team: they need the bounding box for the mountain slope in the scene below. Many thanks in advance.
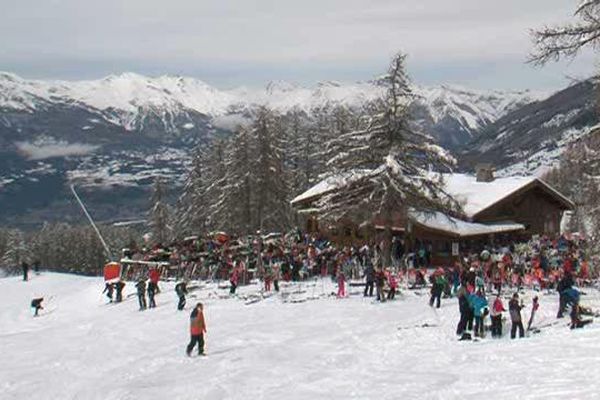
[461,78,599,175]
[0,72,544,226]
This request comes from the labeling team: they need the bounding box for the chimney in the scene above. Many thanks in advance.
[475,163,495,182]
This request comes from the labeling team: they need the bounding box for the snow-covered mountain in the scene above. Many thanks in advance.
[0,71,553,226]
[461,78,599,176]
[0,72,540,147]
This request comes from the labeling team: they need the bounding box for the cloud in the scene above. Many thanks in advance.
[211,114,252,131]
[0,0,595,89]
[16,141,99,160]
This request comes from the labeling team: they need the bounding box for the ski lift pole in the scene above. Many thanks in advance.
[70,184,113,261]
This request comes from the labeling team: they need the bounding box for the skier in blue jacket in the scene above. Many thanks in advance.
[470,290,489,338]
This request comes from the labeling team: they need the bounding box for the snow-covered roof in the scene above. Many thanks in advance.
[410,211,525,238]
[290,170,373,205]
[442,174,574,217]
[292,171,574,218]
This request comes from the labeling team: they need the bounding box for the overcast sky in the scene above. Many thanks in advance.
[0,0,596,90]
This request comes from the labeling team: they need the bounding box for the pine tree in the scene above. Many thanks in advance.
[148,177,171,245]
[317,53,459,267]
[1,229,29,269]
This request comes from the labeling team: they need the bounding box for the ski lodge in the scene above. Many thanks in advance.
[291,165,575,263]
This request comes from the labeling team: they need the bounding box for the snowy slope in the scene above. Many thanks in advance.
[2,273,600,400]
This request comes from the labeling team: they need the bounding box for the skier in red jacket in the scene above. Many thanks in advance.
[186,303,207,356]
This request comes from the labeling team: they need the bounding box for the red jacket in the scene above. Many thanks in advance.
[149,269,160,284]
[190,311,207,335]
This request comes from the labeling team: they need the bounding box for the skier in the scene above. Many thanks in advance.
[175,281,188,311]
[471,290,489,338]
[115,280,126,303]
[135,279,147,310]
[147,279,157,309]
[149,268,161,294]
[509,293,525,339]
[429,268,447,308]
[31,297,44,317]
[490,294,506,338]
[527,296,539,331]
[33,260,41,275]
[273,263,280,292]
[230,265,239,295]
[456,284,472,339]
[22,261,29,281]
[102,282,114,302]
[363,263,375,297]
[337,268,346,298]
[556,273,574,318]
[186,303,207,356]
[387,270,398,300]
[375,267,386,302]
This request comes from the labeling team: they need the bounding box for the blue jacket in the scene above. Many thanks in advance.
[563,288,580,305]
[470,294,489,317]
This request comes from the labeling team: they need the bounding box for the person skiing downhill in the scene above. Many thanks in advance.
[31,297,43,317]
[186,303,207,356]
[387,270,398,300]
[175,281,188,311]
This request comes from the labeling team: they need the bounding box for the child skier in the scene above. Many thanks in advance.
[31,297,43,317]
[490,294,506,338]
[387,270,398,300]
[230,264,239,295]
[186,303,207,356]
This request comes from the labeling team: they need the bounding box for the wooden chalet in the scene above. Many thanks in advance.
[291,165,575,263]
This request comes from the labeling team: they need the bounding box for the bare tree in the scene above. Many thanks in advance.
[530,0,600,65]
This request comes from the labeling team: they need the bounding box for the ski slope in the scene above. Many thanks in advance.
[1,273,600,400]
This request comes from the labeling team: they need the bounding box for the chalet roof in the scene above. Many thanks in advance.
[291,172,575,217]
[410,211,525,238]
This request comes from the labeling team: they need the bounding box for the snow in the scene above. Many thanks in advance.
[442,174,536,218]
[2,273,600,400]
[293,172,553,220]
[410,211,525,237]
[290,170,373,205]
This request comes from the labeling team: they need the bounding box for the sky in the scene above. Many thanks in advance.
[0,0,596,90]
